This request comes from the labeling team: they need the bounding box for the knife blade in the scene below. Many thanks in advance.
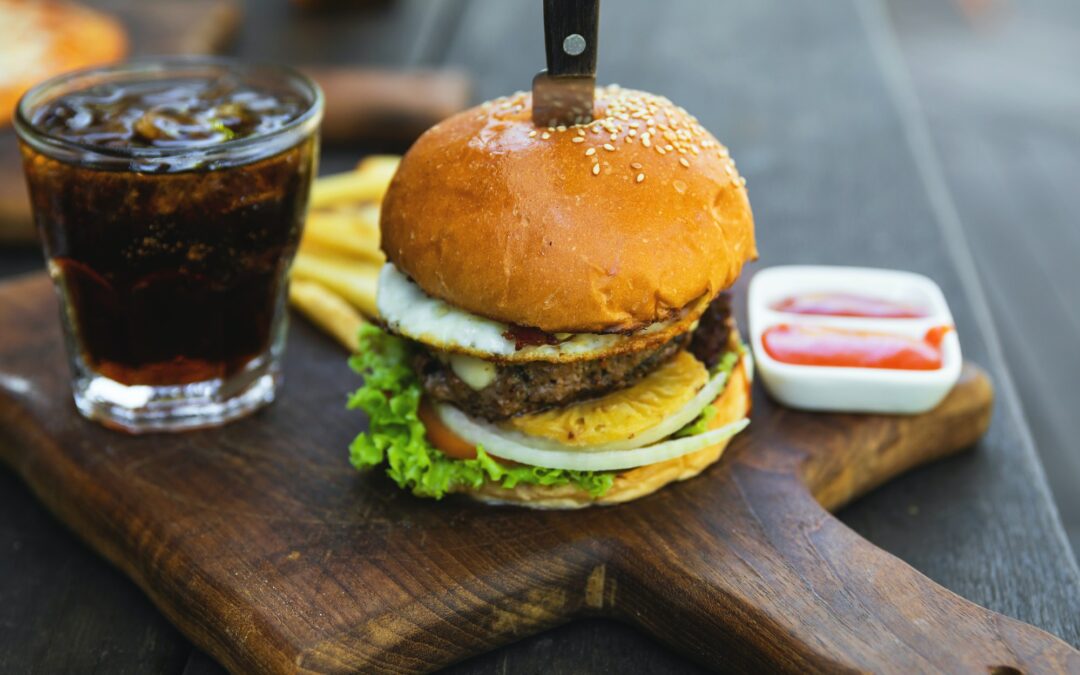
[532,0,600,127]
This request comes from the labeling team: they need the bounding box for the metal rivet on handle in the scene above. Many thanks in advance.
[563,33,587,56]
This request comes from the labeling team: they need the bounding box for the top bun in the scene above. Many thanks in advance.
[380,86,757,333]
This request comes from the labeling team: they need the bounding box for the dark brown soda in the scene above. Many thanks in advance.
[20,77,316,386]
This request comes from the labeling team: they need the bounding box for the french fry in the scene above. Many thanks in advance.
[292,250,380,319]
[309,155,400,209]
[297,156,398,345]
[355,154,401,180]
[289,280,365,352]
[301,209,383,263]
[358,202,380,226]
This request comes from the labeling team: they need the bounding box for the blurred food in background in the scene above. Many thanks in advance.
[0,0,469,246]
[290,155,399,349]
[0,0,127,242]
[0,0,244,244]
[0,0,128,128]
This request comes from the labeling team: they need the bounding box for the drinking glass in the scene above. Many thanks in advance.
[14,58,323,432]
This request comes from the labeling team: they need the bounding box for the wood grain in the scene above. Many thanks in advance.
[0,467,191,674]
[886,0,1080,558]
[0,273,1075,673]
[442,0,1080,653]
[3,0,1080,672]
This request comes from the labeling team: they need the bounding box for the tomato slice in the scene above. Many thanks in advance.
[418,399,477,460]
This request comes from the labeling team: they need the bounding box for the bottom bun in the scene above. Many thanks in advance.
[457,346,752,509]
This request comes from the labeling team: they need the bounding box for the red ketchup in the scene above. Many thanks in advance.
[762,324,951,371]
[772,293,927,319]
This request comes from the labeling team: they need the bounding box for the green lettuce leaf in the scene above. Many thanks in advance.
[346,325,744,500]
[347,324,615,499]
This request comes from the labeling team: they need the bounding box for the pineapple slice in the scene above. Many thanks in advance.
[503,351,708,446]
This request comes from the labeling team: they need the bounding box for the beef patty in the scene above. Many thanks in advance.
[688,292,733,370]
[414,293,732,421]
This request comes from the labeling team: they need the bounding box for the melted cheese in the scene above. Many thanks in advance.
[449,353,497,390]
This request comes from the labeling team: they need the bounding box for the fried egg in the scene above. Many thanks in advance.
[376,263,705,363]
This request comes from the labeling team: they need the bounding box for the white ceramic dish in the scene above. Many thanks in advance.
[747,265,962,414]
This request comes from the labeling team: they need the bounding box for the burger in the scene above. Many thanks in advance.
[347,85,757,508]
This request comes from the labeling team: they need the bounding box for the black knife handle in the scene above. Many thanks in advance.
[543,0,600,77]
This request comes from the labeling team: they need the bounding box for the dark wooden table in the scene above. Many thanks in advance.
[2,1,1078,673]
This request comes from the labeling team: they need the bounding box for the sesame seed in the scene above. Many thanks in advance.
[603,143,616,151]
[636,173,645,183]
[528,130,538,138]
[585,148,596,156]
[577,128,586,136]
[631,162,643,169]
[679,157,691,168]
[572,136,585,143]
[656,147,667,155]
[592,163,601,175]
[642,137,652,148]
[541,132,551,140]
[556,125,567,132]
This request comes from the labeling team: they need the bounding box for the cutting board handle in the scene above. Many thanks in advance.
[617,484,1079,673]
[2,273,1076,673]
[610,366,1080,673]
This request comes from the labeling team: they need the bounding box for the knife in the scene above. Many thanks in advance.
[532,0,600,127]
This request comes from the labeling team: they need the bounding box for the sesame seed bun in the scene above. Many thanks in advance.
[457,337,752,509]
[380,86,757,334]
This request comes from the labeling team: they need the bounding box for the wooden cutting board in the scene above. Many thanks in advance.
[0,273,1077,674]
